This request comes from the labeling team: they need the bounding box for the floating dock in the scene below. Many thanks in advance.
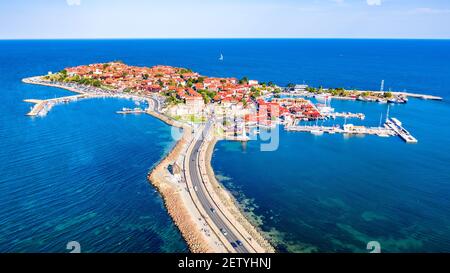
[385,118,418,143]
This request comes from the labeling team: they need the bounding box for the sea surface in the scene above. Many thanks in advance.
[0,39,449,252]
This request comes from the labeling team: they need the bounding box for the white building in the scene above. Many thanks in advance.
[185,96,205,113]
[293,84,309,92]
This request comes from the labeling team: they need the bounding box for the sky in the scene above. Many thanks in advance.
[1,0,450,39]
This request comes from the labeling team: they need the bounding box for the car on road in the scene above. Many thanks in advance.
[230,242,238,248]
[220,228,228,236]
[236,240,243,247]
[210,208,216,213]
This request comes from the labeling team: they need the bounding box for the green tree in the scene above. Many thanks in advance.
[273,88,281,94]
[384,91,393,98]
[179,68,193,74]
[239,76,249,84]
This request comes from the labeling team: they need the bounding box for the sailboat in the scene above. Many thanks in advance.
[219,53,224,61]
[377,112,389,137]
[311,119,323,136]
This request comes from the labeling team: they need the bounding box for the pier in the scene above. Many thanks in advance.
[281,89,443,101]
[381,92,442,101]
[324,112,365,120]
[286,124,393,136]
[24,94,96,116]
[286,117,417,143]
[385,118,418,143]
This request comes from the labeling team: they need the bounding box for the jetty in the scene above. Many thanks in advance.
[24,94,96,116]
[385,118,418,143]
[377,91,442,101]
[286,124,393,136]
[286,117,417,143]
[281,87,443,101]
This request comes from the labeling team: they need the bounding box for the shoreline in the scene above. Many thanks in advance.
[146,118,215,253]
[279,90,444,101]
[203,137,275,252]
[23,76,274,253]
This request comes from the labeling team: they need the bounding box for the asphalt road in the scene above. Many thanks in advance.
[149,98,254,253]
[187,121,252,253]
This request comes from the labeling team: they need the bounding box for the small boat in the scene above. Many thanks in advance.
[317,105,335,114]
[388,98,397,103]
[388,97,408,104]
[358,96,377,102]
[315,94,330,102]
[377,132,390,137]
[311,129,324,136]
[219,53,224,61]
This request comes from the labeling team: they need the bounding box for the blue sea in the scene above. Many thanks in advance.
[0,39,449,253]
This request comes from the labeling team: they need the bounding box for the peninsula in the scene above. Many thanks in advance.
[22,61,442,252]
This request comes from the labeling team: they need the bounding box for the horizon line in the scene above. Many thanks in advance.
[1,37,450,41]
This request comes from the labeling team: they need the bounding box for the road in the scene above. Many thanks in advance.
[186,121,254,253]
[148,97,255,253]
[149,96,162,113]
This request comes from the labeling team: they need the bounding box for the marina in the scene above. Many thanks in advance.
[2,36,449,254]
[285,117,416,143]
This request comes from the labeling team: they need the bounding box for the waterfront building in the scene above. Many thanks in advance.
[293,84,309,92]
[185,96,205,113]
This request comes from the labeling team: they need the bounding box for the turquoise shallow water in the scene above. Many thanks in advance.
[0,39,449,252]
[0,95,188,252]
